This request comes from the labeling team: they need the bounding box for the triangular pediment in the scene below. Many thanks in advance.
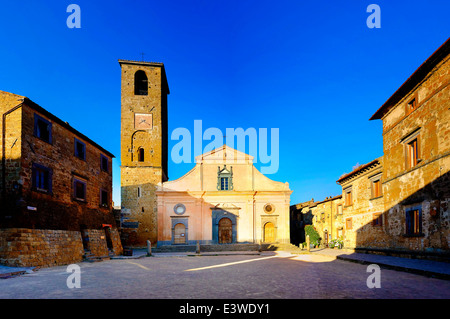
[195,144,253,164]
[211,203,241,210]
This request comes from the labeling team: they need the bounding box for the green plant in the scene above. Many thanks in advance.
[304,225,321,247]
[329,237,344,249]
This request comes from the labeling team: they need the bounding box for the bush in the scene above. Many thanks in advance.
[329,237,344,249]
[304,225,321,247]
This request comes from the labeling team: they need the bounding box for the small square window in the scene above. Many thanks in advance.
[372,213,383,227]
[407,97,417,113]
[32,163,52,193]
[406,208,422,235]
[337,204,343,215]
[74,138,86,160]
[100,189,108,207]
[346,218,352,230]
[344,188,352,206]
[73,178,86,201]
[34,114,52,143]
[372,179,382,198]
[101,154,109,172]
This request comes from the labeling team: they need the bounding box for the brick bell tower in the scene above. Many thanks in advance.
[119,59,169,247]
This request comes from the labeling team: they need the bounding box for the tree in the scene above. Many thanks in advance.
[304,225,321,247]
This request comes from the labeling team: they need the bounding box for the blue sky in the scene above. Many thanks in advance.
[1,1,449,205]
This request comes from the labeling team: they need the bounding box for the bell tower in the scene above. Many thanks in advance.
[119,59,169,247]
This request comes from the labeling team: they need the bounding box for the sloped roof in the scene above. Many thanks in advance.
[370,38,450,120]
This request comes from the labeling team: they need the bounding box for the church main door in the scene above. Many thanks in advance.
[174,223,186,244]
[218,218,233,244]
[264,222,275,243]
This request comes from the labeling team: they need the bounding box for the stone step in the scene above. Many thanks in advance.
[152,243,303,253]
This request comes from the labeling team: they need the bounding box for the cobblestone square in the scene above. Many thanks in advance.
[1,251,449,300]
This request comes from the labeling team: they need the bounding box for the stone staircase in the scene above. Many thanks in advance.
[152,243,305,254]
[83,249,111,262]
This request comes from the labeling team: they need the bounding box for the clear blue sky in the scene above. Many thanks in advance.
[1,1,449,206]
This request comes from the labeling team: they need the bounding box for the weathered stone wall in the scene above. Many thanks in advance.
[83,229,109,257]
[381,53,449,252]
[338,159,385,249]
[119,60,169,247]
[0,227,123,267]
[0,228,83,267]
[0,90,117,232]
[309,196,344,246]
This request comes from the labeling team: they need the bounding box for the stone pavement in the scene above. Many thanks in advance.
[309,248,450,280]
[1,247,449,280]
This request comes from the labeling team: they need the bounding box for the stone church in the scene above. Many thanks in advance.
[156,145,292,246]
[119,59,291,247]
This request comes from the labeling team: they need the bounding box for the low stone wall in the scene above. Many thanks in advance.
[0,228,84,267]
[84,229,109,257]
[0,227,123,268]
[83,228,123,257]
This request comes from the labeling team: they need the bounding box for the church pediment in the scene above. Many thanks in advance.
[195,144,253,164]
[211,203,241,211]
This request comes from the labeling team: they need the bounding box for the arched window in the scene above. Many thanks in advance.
[138,148,145,162]
[134,70,148,95]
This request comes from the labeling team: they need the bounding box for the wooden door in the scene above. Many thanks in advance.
[174,223,186,244]
[218,218,232,244]
[264,222,275,243]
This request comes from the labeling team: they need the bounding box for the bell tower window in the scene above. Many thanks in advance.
[138,148,145,162]
[134,70,148,95]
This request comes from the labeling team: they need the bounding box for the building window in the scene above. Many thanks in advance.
[100,189,109,207]
[405,207,422,236]
[100,154,109,172]
[74,138,86,160]
[174,203,186,215]
[32,163,52,193]
[217,165,233,191]
[407,96,418,114]
[134,70,148,95]
[372,213,383,227]
[138,148,145,162]
[407,138,418,169]
[264,203,275,214]
[337,204,343,215]
[401,128,421,170]
[344,187,352,206]
[34,114,52,143]
[137,186,141,198]
[73,178,87,201]
[220,177,229,190]
[346,218,352,230]
[369,173,383,198]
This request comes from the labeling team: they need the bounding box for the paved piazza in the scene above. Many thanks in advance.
[1,252,449,300]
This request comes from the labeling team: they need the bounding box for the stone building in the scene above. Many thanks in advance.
[291,38,449,258]
[0,90,122,267]
[156,145,292,246]
[290,195,343,247]
[368,38,450,255]
[336,158,384,249]
[119,59,169,247]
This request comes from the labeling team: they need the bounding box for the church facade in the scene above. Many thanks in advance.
[156,145,292,246]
